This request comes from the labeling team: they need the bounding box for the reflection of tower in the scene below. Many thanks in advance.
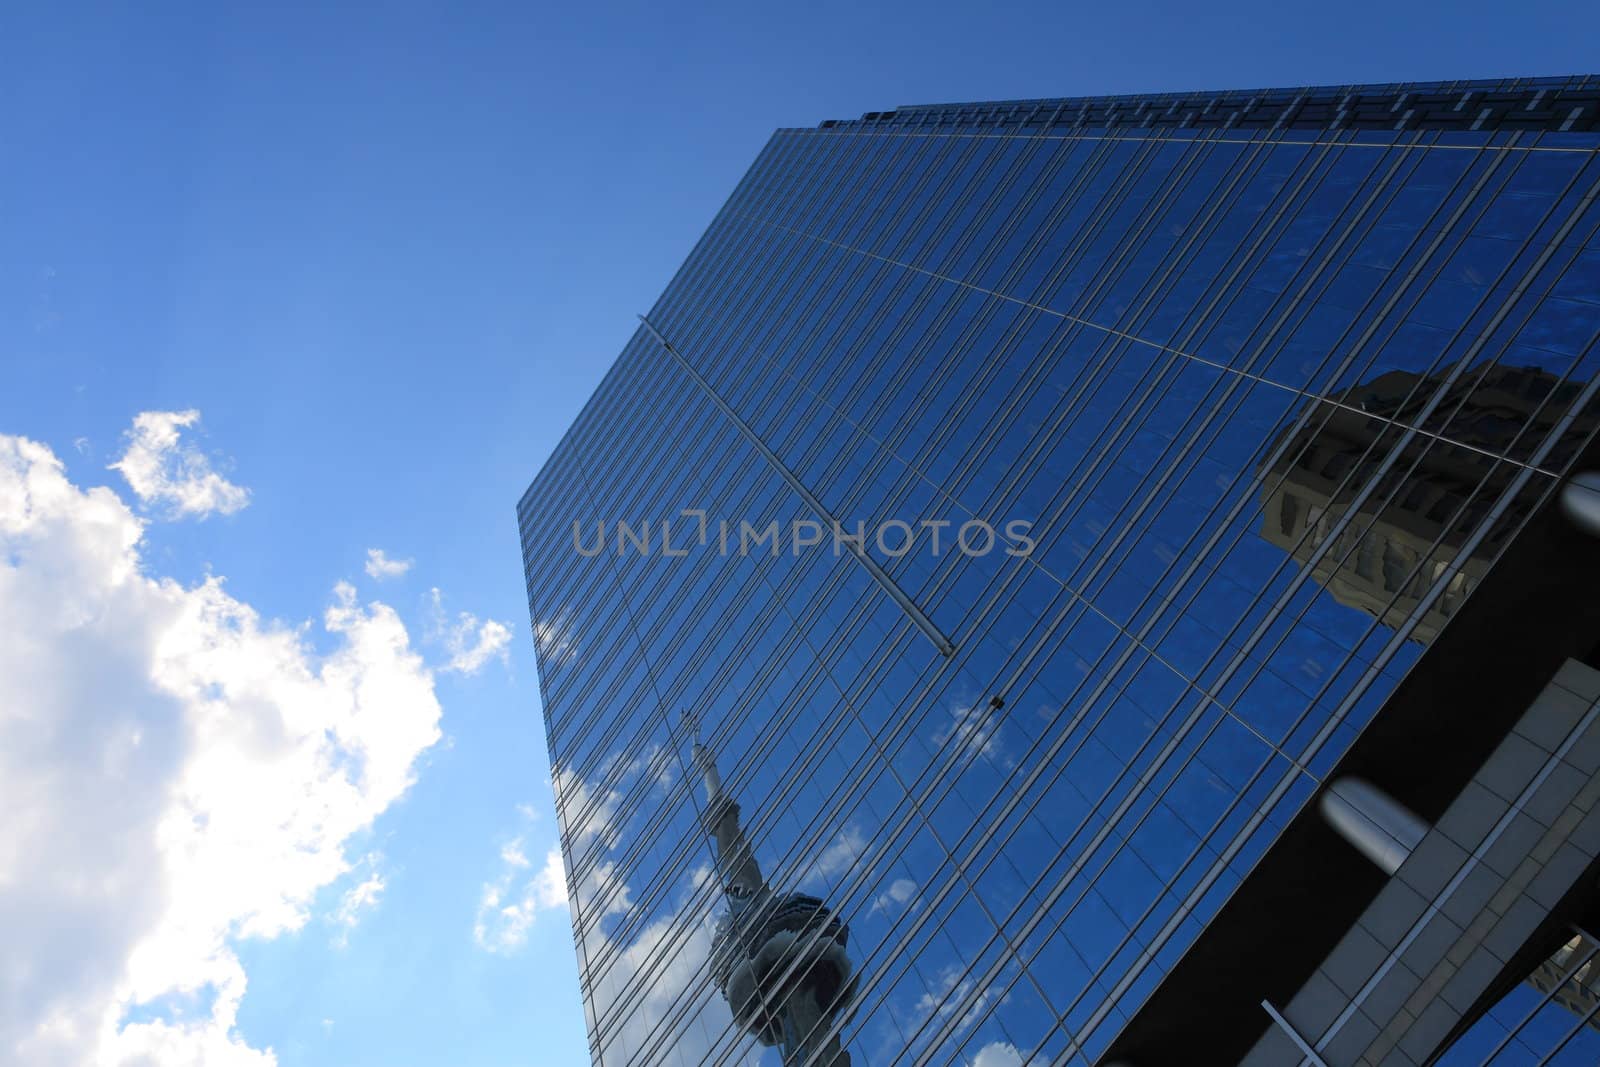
[688,716,857,1066]
[1259,364,1598,644]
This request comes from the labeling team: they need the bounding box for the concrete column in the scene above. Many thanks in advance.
[1318,777,1428,875]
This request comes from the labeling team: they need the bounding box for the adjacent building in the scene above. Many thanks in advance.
[517,77,1600,1065]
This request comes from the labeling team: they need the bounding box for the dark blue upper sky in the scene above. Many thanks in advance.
[2,2,1596,1064]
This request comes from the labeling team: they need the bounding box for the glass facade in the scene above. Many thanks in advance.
[1440,930,1600,1065]
[517,78,1600,1066]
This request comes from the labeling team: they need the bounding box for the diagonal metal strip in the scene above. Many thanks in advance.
[638,313,956,657]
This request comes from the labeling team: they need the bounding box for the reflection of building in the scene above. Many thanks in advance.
[1526,932,1600,1030]
[1261,365,1599,643]
[517,76,1600,1067]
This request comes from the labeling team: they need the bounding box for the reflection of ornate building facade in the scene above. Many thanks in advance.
[1527,932,1600,1031]
[518,76,1600,1066]
[1261,364,1599,644]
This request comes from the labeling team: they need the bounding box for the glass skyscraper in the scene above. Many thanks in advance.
[517,78,1600,1066]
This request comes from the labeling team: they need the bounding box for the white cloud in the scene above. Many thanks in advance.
[426,588,511,675]
[363,549,413,581]
[329,860,386,948]
[473,836,568,955]
[0,433,442,1066]
[108,410,249,519]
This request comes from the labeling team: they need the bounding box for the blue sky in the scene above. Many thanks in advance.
[2,3,1598,1066]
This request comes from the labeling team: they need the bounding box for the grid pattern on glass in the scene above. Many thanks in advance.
[516,82,1600,1066]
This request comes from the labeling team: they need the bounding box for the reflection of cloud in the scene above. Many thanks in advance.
[800,826,867,889]
[934,702,1003,761]
[584,893,716,1064]
[915,965,1007,1045]
[563,763,722,1063]
[0,433,442,1066]
[427,588,512,675]
[870,877,917,916]
[364,548,413,580]
[474,835,568,955]
[532,612,578,669]
[109,410,249,519]
[553,764,624,862]
[971,1041,1025,1066]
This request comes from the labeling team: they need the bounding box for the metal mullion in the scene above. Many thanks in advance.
[896,134,1016,280]
[949,127,1338,568]
[656,524,1094,1062]
[547,115,1587,1062]
[700,132,998,508]
[683,526,1111,1067]
[728,123,1272,594]
[746,134,1268,582]
[725,142,1555,518]
[1474,933,1600,1065]
[876,117,1209,547]
[687,147,886,422]
[1532,990,1600,1066]
[643,316,953,656]
[659,139,824,391]
[1063,156,1600,1053]
[1133,350,1600,1067]
[694,564,1072,1067]
[733,200,911,455]
[1311,657,1600,1061]
[816,121,1597,159]
[588,382,979,959]
[764,131,1256,608]
[540,116,1587,1067]
[646,128,806,320]
[890,139,1532,1060]
[579,495,865,961]
[1414,228,1600,478]
[572,486,835,933]
[800,299,1376,959]
[838,125,1177,575]
[531,339,712,618]
[770,136,938,413]
[952,115,1127,300]
[1012,412,1560,1055]
[788,131,1062,488]
[793,134,1008,434]
[557,443,726,1067]
[588,601,874,1047]
[598,551,958,1056]
[627,616,936,1065]
[864,123,1497,694]
[688,534,1143,1062]
[558,411,788,849]
[916,126,1063,293]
